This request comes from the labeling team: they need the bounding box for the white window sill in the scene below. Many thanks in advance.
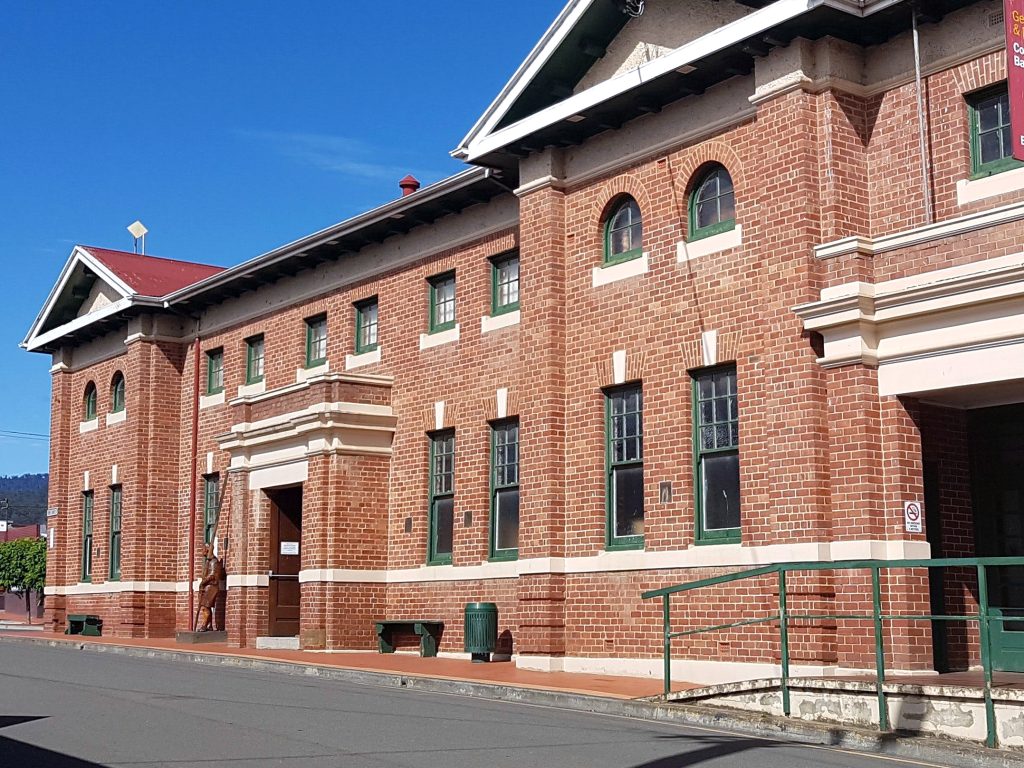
[481,310,520,334]
[677,225,743,262]
[199,391,225,409]
[105,410,126,427]
[79,419,98,434]
[956,167,1024,206]
[296,362,329,383]
[237,380,266,397]
[592,252,649,287]
[346,347,381,370]
[420,325,460,350]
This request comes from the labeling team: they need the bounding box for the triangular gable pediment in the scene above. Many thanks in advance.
[454,0,864,165]
[21,246,136,352]
[456,0,762,160]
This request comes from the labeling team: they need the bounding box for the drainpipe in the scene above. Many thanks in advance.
[912,4,934,224]
[187,335,201,630]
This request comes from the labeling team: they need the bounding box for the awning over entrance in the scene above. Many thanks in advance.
[794,252,1024,406]
[215,371,396,489]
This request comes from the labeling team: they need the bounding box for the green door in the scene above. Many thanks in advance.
[971,404,1024,671]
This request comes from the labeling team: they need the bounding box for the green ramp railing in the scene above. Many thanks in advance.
[642,556,1024,749]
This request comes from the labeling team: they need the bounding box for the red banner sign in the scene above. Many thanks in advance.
[1006,0,1024,160]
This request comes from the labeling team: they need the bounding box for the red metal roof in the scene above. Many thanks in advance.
[3,524,42,541]
[83,247,225,298]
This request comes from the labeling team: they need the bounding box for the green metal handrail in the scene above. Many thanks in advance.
[641,556,1024,748]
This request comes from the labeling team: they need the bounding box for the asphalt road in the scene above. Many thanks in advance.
[0,642,943,768]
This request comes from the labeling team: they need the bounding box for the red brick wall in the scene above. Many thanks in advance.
[43,37,1021,674]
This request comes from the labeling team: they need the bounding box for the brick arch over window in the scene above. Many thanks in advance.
[950,52,1006,97]
[676,142,745,199]
[83,381,98,420]
[675,142,745,238]
[587,174,652,251]
[110,371,126,413]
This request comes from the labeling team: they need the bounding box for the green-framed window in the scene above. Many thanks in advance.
[83,382,97,421]
[689,164,736,241]
[428,273,456,333]
[206,348,224,394]
[969,84,1023,178]
[109,485,122,580]
[245,335,265,384]
[427,430,455,565]
[606,385,644,550]
[110,373,125,413]
[490,253,520,315]
[693,366,740,543]
[204,474,219,546]
[81,491,94,582]
[305,314,328,367]
[603,197,643,265]
[355,297,379,354]
[490,419,520,560]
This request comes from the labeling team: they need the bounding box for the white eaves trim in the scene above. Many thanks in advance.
[21,245,141,351]
[454,0,596,157]
[25,297,135,353]
[162,168,493,306]
[459,0,848,161]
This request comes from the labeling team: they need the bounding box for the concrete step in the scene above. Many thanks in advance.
[0,622,43,632]
[255,636,300,650]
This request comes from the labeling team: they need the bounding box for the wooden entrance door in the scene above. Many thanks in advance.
[971,404,1024,671]
[267,486,302,637]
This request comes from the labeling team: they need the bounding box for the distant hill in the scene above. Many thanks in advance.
[0,474,49,526]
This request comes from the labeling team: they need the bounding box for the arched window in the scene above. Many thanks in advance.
[83,382,97,421]
[603,196,643,264]
[689,165,736,241]
[111,373,125,413]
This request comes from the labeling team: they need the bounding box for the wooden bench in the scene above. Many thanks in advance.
[374,620,444,657]
[65,614,102,637]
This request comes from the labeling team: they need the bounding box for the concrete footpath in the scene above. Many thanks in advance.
[2,631,1022,768]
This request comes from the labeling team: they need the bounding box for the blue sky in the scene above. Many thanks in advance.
[0,1,561,475]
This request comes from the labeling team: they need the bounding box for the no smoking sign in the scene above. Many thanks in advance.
[904,501,923,534]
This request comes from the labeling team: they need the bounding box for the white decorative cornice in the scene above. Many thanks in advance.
[217,401,397,466]
[815,201,1024,261]
[513,175,566,198]
[795,253,1024,381]
[227,370,393,408]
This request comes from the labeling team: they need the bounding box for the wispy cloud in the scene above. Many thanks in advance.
[238,130,437,182]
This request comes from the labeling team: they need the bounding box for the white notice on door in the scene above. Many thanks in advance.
[280,541,299,556]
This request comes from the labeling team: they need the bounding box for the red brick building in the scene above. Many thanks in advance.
[22,0,1024,683]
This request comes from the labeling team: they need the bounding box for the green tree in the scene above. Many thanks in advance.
[0,537,46,621]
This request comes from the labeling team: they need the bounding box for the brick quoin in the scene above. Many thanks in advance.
[26,2,1024,682]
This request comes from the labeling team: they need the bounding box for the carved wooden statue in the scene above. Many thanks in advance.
[196,545,225,632]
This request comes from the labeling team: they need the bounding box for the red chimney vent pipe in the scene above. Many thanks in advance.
[399,174,421,197]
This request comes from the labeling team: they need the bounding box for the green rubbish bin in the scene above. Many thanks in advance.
[464,602,498,662]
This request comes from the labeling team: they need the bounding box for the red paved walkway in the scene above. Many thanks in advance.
[1,630,689,700]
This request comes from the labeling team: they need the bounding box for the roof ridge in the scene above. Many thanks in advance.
[80,245,225,272]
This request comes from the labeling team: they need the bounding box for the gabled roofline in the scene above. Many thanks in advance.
[20,246,138,351]
[452,0,594,160]
[162,167,495,305]
[23,168,500,354]
[22,296,164,353]
[455,0,913,163]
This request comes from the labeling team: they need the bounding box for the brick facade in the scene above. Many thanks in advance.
[29,2,1024,682]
